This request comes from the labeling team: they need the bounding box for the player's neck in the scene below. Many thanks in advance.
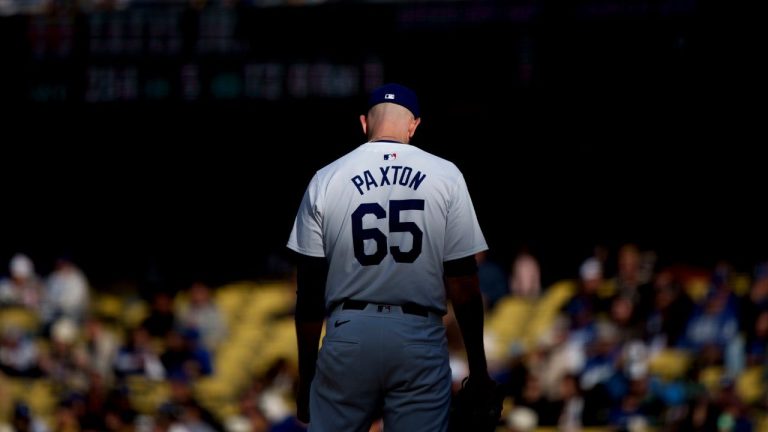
[368,135,408,144]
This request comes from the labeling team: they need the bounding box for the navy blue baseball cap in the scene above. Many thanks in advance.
[367,83,420,118]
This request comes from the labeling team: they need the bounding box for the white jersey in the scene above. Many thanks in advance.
[288,141,487,314]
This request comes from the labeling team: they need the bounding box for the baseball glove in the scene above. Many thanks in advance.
[448,376,504,432]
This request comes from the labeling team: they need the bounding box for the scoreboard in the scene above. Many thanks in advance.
[10,4,387,103]
[2,0,699,104]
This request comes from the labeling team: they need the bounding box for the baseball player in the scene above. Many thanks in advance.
[288,83,494,431]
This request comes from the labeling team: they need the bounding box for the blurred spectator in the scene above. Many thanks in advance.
[237,378,273,432]
[554,374,585,431]
[580,321,622,393]
[530,315,584,401]
[101,387,138,432]
[678,288,739,368]
[607,377,653,432]
[739,262,768,349]
[607,245,656,328]
[593,244,609,269]
[714,385,754,432]
[679,381,755,432]
[82,315,120,385]
[78,371,111,431]
[509,249,541,299]
[233,396,270,432]
[269,414,307,432]
[505,406,537,432]
[744,309,768,366]
[176,281,226,351]
[113,326,165,380]
[563,257,606,332]
[225,413,266,432]
[679,392,719,431]
[620,340,650,387]
[141,290,176,339]
[160,327,213,380]
[608,295,642,340]
[42,256,90,328]
[643,270,695,351]
[39,318,90,392]
[152,403,184,432]
[51,396,83,432]
[618,244,644,282]
[514,372,556,426]
[0,253,44,310]
[0,325,42,377]
[709,261,740,319]
[495,346,528,403]
[610,244,647,304]
[156,374,224,432]
[475,250,508,310]
[258,358,302,429]
[10,401,49,432]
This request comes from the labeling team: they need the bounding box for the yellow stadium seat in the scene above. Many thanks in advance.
[94,294,125,320]
[685,277,710,303]
[736,366,765,404]
[699,366,724,392]
[539,280,576,309]
[0,306,40,334]
[648,349,692,381]
[731,273,751,297]
[121,300,149,329]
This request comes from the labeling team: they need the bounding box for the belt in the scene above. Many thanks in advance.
[341,299,430,318]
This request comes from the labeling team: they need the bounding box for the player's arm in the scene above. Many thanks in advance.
[293,251,328,423]
[444,255,492,384]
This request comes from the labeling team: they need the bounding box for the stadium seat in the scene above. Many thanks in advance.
[648,349,692,381]
[0,306,40,334]
[736,366,765,404]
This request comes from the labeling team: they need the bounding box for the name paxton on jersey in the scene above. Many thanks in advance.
[351,165,427,196]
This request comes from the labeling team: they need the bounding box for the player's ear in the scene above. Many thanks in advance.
[408,117,421,139]
[360,114,368,135]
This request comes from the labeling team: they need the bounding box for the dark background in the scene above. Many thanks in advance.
[1,0,763,292]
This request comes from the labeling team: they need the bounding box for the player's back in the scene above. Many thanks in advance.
[307,141,485,313]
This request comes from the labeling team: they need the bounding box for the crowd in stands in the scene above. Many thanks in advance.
[1,245,767,432]
[477,244,767,431]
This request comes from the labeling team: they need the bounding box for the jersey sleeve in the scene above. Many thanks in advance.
[444,172,488,261]
[287,174,326,257]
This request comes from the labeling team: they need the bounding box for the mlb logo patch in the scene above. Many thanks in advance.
[384,153,397,160]
[385,93,395,100]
